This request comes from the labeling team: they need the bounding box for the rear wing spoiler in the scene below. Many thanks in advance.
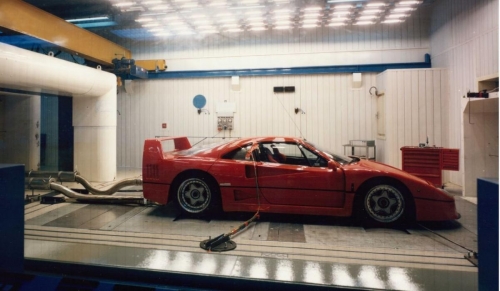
[143,137,191,180]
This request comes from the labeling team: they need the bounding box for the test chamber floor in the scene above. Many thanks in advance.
[23,198,478,290]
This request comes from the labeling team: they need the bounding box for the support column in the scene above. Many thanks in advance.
[73,89,117,182]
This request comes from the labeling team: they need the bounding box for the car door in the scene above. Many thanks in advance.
[255,142,345,208]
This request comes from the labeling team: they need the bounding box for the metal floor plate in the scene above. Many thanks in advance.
[23,196,479,291]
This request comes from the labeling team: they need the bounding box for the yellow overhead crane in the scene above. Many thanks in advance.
[0,0,165,74]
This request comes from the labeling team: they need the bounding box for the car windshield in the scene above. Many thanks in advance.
[305,141,354,165]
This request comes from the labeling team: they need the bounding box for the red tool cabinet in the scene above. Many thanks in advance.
[401,147,459,187]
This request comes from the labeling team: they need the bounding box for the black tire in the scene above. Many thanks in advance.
[360,184,407,225]
[175,174,220,217]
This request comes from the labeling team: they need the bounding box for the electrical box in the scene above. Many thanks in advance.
[217,116,233,130]
[216,101,236,131]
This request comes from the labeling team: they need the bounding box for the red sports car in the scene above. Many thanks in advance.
[142,136,460,224]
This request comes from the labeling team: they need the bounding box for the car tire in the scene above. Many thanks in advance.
[176,175,220,217]
[360,184,408,225]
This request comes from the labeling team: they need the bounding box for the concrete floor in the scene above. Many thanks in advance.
[22,174,479,291]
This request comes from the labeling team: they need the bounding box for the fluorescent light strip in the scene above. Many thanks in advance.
[66,16,109,22]
[143,0,163,4]
[142,22,160,27]
[274,25,290,29]
[359,15,378,19]
[330,17,348,22]
[334,5,353,9]
[399,1,421,4]
[150,5,169,10]
[135,17,154,22]
[302,24,318,28]
[329,22,345,26]
[327,0,365,3]
[114,2,135,7]
[226,28,243,32]
[230,5,265,10]
[302,19,318,23]
[393,7,414,12]
[355,21,373,25]
[197,25,216,29]
[250,27,266,31]
[383,19,403,23]
[386,14,408,18]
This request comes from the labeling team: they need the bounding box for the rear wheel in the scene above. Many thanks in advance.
[362,184,406,225]
[175,174,220,217]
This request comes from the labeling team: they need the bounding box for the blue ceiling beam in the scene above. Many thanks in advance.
[146,54,431,79]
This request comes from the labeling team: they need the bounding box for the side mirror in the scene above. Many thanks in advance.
[328,161,338,171]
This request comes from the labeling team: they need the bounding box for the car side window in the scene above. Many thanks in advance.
[300,145,328,167]
[258,142,326,167]
[221,146,249,160]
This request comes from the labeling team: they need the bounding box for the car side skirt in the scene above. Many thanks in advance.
[221,191,355,217]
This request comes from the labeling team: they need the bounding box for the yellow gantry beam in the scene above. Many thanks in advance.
[0,0,132,67]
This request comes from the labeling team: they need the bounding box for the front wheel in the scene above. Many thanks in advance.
[362,184,406,224]
[176,176,219,217]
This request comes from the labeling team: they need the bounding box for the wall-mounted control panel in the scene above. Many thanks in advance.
[217,116,233,130]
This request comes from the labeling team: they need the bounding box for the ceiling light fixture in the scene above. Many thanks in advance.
[135,17,154,22]
[399,1,421,4]
[274,25,291,29]
[386,13,408,18]
[334,5,353,9]
[329,22,346,26]
[302,24,318,28]
[383,19,403,23]
[355,21,374,25]
[327,0,367,3]
[250,27,266,31]
[359,15,378,19]
[113,2,135,7]
[142,22,160,27]
[143,0,163,4]
[66,16,109,22]
[226,28,243,32]
[230,5,265,10]
[393,7,414,12]
[150,5,169,10]
[330,17,348,21]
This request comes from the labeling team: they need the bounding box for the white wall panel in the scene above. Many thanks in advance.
[376,69,448,170]
[430,0,499,187]
[117,74,378,169]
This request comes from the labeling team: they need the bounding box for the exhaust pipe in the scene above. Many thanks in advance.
[49,183,146,205]
[25,174,146,205]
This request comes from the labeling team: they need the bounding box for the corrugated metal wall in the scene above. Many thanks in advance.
[376,68,449,171]
[117,74,377,169]
[430,0,499,186]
